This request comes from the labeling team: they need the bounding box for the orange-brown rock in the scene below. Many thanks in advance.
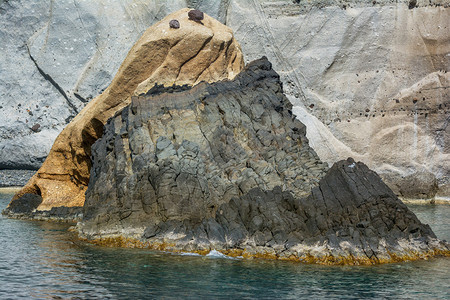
[10,8,244,211]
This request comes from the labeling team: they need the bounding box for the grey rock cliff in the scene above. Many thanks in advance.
[77,58,449,264]
[1,0,449,199]
[228,0,450,199]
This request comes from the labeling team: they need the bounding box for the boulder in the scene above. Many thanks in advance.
[77,57,449,264]
[8,8,244,212]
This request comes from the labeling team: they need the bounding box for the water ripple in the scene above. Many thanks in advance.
[0,192,449,299]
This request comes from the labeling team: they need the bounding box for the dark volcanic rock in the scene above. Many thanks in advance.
[77,57,449,264]
[80,57,327,237]
[188,9,204,22]
[134,158,449,263]
[3,193,42,214]
[2,190,82,222]
[2,193,82,222]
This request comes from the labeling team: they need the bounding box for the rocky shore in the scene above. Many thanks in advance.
[0,170,35,187]
[76,58,449,264]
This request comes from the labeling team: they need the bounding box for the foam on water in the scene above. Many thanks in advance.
[206,249,235,259]
[179,252,202,257]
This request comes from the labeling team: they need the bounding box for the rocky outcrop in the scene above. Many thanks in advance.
[0,170,35,187]
[135,159,449,264]
[77,58,449,264]
[79,57,328,238]
[1,1,449,199]
[9,8,244,211]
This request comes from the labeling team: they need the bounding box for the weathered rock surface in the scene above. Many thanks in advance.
[0,170,35,187]
[1,1,449,198]
[229,1,450,199]
[9,8,244,211]
[79,57,327,238]
[136,159,449,264]
[77,58,449,264]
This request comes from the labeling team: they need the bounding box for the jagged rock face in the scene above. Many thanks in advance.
[78,58,449,264]
[80,57,328,238]
[8,8,244,211]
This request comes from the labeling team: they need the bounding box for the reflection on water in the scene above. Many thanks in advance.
[0,191,449,299]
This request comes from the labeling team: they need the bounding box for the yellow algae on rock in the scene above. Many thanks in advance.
[77,233,450,265]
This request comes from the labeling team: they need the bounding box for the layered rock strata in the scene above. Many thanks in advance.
[9,8,244,211]
[77,58,449,264]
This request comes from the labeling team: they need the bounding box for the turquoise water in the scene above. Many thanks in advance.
[1,192,449,299]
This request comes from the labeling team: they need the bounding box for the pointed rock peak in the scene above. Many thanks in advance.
[8,8,244,213]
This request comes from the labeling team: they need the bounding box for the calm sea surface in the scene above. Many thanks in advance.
[0,191,449,299]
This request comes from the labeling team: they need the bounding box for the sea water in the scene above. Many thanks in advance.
[0,191,448,299]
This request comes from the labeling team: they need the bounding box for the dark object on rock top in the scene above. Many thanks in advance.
[4,193,42,214]
[169,19,180,29]
[31,124,40,132]
[188,9,204,22]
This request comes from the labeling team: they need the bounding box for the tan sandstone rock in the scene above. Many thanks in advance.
[11,8,244,211]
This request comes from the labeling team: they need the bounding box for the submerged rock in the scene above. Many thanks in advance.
[77,57,449,264]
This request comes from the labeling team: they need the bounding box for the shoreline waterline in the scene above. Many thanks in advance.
[400,197,450,205]
[0,187,21,194]
[2,187,449,206]
[0,190,449,299]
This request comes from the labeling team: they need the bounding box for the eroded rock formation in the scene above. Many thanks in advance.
[77,58,449,264]
[231,1,450,199]
[1,1,448,199]
[8,8,244,211]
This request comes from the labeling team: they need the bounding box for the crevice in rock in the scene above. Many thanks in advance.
[219,0,231,25]
[73,0,102,55]
[74,92,89,103]
[176,35,214,82]
[25,44,79,115]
